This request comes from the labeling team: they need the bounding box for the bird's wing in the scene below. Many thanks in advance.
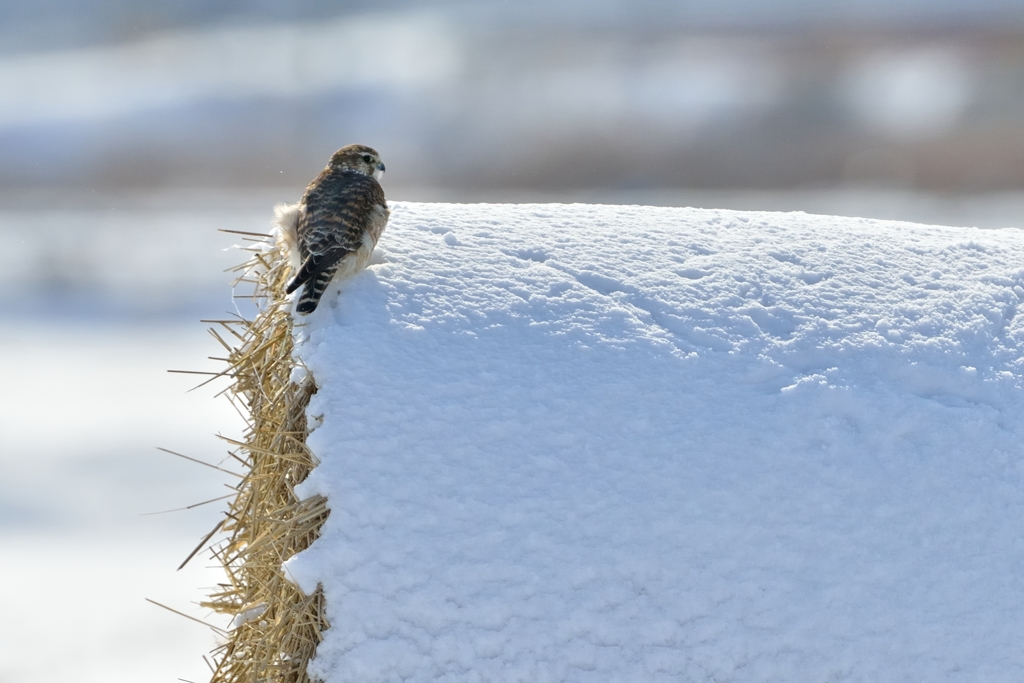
[302,171,387,257]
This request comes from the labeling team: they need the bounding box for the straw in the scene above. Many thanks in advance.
[199,237,330,683]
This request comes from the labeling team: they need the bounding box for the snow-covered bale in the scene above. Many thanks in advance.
[285,202,1024,682]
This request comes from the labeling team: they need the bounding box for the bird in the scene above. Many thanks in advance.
[277,144,389,315]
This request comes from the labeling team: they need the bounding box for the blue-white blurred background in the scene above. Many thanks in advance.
[2,2,1024,682]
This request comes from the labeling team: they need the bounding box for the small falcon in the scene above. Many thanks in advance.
[280,144,389,314]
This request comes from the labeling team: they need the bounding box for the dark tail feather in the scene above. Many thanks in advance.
[286,248,348,295]
[295,266,337,314]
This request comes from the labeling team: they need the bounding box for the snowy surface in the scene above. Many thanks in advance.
[286,202,1024,682]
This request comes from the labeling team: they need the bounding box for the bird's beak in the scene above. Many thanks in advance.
[377,162,386,174]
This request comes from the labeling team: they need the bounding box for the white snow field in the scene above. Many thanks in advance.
[284,202,1024,682]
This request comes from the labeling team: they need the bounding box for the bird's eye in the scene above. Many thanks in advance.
[362,154,373,163]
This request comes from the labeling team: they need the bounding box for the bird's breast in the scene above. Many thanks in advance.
[368,203,389,245]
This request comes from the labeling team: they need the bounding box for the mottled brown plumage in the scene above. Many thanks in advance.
[284,144,389,314]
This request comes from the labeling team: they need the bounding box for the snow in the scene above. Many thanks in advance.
[231,602,268,629]
[284,201,1024,682]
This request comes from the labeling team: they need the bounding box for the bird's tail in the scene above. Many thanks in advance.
[295,266,337,315]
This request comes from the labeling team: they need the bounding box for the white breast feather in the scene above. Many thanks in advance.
[273,202,303,271]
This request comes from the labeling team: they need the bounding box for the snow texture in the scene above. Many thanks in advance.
[285,202,1024,682]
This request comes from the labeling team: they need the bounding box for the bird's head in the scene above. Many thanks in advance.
[328,144,386,180]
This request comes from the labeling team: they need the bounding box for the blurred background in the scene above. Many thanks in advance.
[2,1,1024,682]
